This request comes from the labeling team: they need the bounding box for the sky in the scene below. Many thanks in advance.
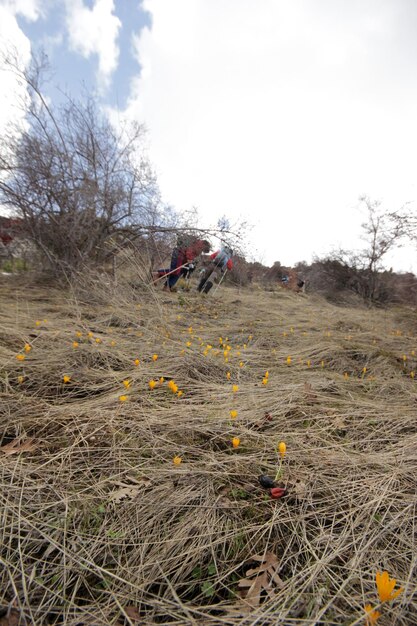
[1,0,417,272]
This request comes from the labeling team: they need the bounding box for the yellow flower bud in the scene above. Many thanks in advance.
[278,441,286,458]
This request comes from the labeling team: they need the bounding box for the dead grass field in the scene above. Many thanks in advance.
[0,270,416,625]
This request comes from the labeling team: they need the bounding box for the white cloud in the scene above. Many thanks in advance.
[0,0,43,21]
[65,0,121,89]
[121,0,417,271]
[0,4,33,215]
[0,5,32,128]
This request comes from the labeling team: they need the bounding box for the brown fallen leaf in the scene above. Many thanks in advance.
[333,416,347,437]
[0,438,37,456]
[303,382,318,403]
[123,606,140,623]
[293,479,308,499]
[254,411,274,429]
[237,552,284,608]
[0,608,25,625]
[109,486,142,502]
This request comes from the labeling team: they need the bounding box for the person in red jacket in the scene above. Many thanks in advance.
[159,238,211,291]
[197,245,233,294]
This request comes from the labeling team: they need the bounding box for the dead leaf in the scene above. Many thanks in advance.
[237,552,283,608]
[254,411,274,429]
[123,606,140,623]
[303,382,318,403]
[109,486,141,502]
[333,416,347,432]
[112,475,150,487]
[293,479,308,499]
[0,608,24,625]
[0,438,37,456]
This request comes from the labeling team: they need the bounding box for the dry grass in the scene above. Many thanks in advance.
[0,269,416,625]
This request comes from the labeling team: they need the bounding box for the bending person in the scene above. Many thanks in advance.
[197,245,233,294]
[162,238,211,291]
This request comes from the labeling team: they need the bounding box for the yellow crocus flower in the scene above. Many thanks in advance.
[278,441,286,458]
[364,604,381,625]
[375,571,403,603]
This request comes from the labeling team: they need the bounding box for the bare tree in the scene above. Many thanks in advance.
[0,52,168,277]
[389,201,417,245]
[304,197,404,303]
[357,195,403,301]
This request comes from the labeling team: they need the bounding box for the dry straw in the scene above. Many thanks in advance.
[0,265,415,624]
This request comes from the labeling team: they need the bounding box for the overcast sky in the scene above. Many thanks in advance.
[1,0,417,271]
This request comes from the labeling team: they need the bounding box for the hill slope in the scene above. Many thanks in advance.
[0,278,416,625]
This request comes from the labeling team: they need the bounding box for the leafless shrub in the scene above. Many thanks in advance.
[0,52,175,279]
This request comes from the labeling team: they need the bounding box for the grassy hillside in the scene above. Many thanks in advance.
[0,274,416,625]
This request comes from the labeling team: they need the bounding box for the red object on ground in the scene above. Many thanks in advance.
[270,487,286,499]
